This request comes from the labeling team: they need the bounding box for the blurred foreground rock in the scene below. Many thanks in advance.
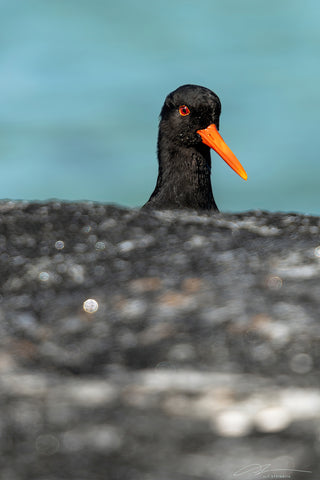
[1,200,320,480]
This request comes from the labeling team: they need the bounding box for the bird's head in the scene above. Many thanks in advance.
[159,84,247,180]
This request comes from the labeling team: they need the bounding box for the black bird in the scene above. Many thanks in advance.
[144,84,247,211]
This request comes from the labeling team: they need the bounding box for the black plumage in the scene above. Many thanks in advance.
[144,84,247,211]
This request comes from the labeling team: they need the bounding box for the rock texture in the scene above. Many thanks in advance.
[1,200,320,479]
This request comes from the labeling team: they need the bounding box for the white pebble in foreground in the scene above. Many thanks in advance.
[83,298,99,314]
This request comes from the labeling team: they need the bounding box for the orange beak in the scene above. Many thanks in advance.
[197,124,247,181]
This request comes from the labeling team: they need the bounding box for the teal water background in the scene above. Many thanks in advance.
[1,0,320,214]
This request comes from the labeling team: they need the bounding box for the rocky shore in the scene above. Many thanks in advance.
[1,200,320,479]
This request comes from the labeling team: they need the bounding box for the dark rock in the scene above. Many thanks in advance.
[1,200,319,479]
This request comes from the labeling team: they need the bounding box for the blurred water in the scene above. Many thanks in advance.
[1,0,320,213]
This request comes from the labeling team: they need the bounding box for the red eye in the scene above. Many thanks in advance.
[179,105,190,116]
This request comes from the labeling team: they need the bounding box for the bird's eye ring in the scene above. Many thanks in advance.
[179,105,190,116]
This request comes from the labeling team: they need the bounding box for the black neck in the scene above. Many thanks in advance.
[145,131,218,210]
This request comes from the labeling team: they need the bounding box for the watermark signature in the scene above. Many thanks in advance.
[233,464,312,478]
